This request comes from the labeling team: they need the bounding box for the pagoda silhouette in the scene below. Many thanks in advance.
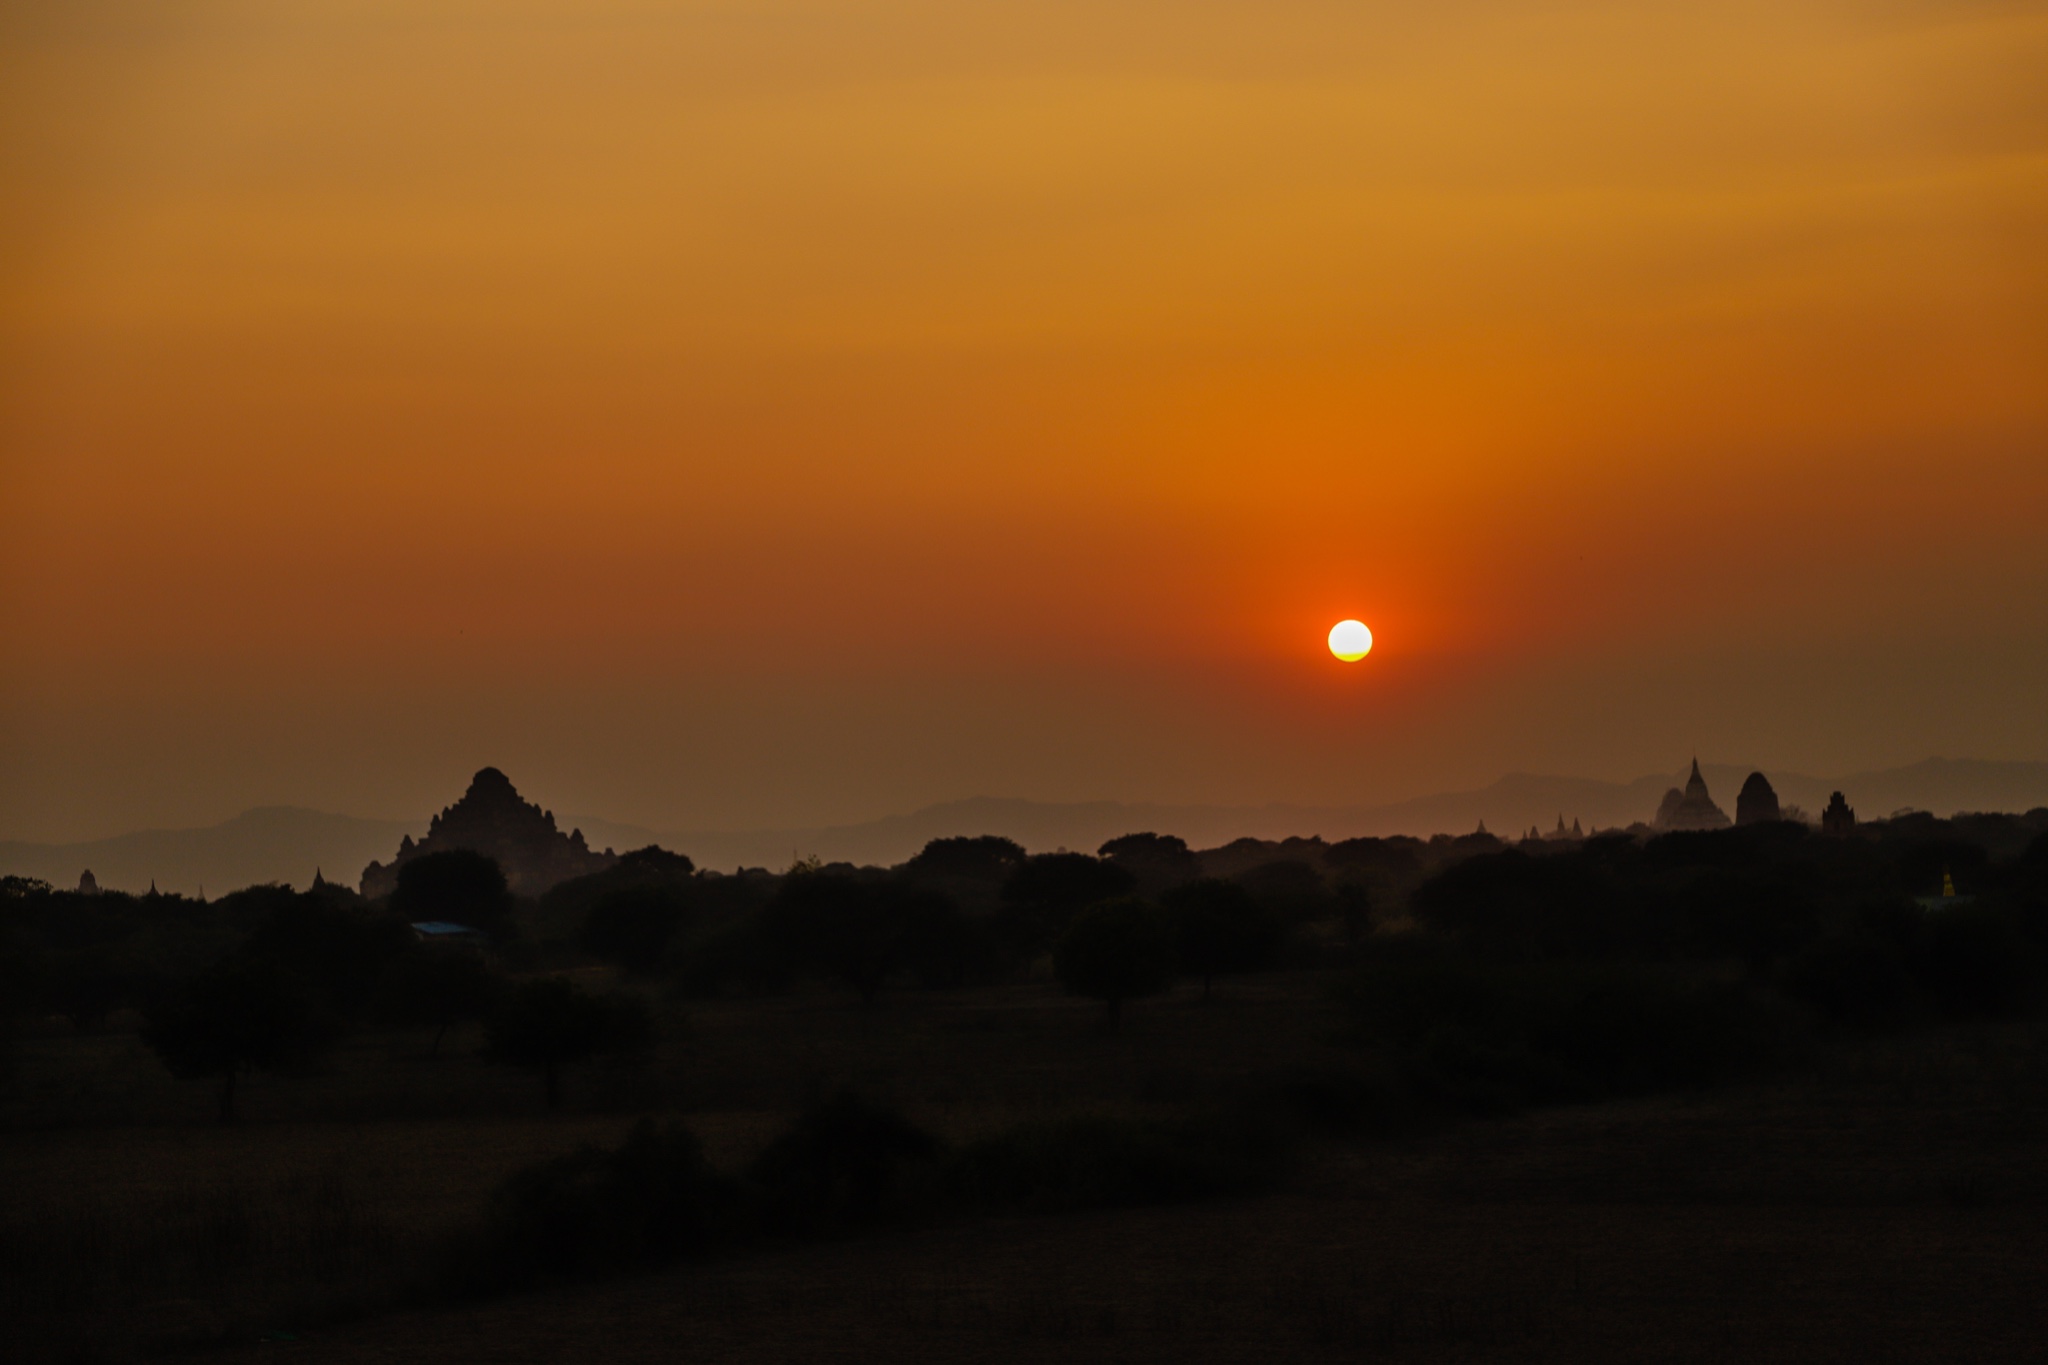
[1654,759,1732,831]
[359,768,615,898]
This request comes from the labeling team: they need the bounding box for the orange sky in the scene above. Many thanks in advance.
[3,0,2046,840]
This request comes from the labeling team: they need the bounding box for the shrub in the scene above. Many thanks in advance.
[449,1121,745,1293]
[1915,906,2036,1020]
[1343,952,1782,1112]
[581,885,692,976]
[1409,851,1632,959]
[950,1113,1282,1212]
[748,1093,943,1232]
[1784,935,1919,1032]
[668,918,789,998]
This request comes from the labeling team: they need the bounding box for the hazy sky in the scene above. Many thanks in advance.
[3,0,2045,841]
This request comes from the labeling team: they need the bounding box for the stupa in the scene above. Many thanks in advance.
[1735,771,1781,826]
[1656,759,1731,831]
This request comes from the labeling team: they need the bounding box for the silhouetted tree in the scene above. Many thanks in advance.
[540,846,697,928]
[1410,851,1631,960]
[1915,906,2035,1020]
[1000,853,1135,958]
[582,885,692,976]
[142,960,336,1122]
[40,946,137,1032]
[390,850,516,938]
[1335,882,1374,944]
[1232,860,1330,927]
[1054,897,1176,1030]
[376,944,501,1055]
[1099,832,1201,891]
[485,977,651,1109]
[243,894,414,1019]
[899,892,1001,988]
[1162,879,1282,1000]
[905,835,1027,881]
[1784,936,1919,1033]
[762,873,951,1004]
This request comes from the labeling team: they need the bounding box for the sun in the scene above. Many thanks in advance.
[1327,619,1373,661]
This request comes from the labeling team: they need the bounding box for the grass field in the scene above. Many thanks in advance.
[7,966,2047,1363]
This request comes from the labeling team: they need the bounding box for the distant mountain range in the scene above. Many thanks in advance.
[0,806,418,900]
[8,758,2045,896]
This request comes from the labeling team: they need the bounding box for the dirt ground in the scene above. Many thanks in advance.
[9,971,2048,1363]
[193,1095,2048,1365]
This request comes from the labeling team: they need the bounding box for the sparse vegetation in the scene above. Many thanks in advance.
[7,810,2048,1361]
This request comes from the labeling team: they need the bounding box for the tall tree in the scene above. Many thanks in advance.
[485,976,651,1109]
[1162,879,1282,1000]
[142,960,335,1122]
[390,850,516,938]
[1053,898,1177,1031]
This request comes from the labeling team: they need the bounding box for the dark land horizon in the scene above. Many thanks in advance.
[9,757,2048,1363]
[11,754,2048,899]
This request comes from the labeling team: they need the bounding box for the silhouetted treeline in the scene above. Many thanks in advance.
[5,806,2048,1122]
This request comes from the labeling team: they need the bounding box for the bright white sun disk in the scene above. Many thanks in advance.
[1328,619,1373,661]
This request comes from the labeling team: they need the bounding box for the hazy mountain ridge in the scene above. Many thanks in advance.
[0,807,420,899]
[13,758,2042,895]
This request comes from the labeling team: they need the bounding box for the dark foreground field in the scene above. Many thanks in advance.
[8,968,2047,1364]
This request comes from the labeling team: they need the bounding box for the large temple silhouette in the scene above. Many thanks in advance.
[359,767,615,898]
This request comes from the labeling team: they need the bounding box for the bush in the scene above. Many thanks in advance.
[668,918,789,998]
[581,885,691,976]
[950,1113,1283,1212]
[1784,936,1919,1033]
[449,1121,746,1293]
[1343,952,1782,1112]
[1409,851,1632,959]
[1915,907,2036,1020]
[749,1093,943,1232]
